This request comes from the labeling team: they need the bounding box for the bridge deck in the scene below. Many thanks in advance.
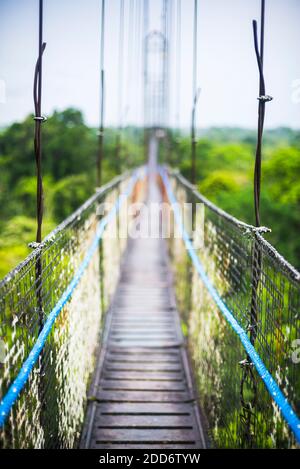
[81,178,205,449]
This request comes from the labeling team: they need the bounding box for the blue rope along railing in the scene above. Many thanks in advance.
[0,169,142,427]
[160,166,300,443]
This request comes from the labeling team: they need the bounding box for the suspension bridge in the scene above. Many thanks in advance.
[0,0,299,450]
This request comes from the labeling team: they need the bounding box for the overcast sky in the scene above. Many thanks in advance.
[0,0,299,129]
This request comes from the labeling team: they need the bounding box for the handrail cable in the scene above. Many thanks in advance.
[160,167,300,443]
[0,169,143,427]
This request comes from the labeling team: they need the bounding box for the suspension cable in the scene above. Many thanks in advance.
[193,0,198,103]
[115,0,125,173]
[191,0,198,185]
[175,0,181,131]
[252,0,273,226]
[33,0,46,243]
[97,0,105,187]
[134,0,142,126]
[126,0,135,122]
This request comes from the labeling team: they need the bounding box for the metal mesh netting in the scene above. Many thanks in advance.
[0,173,134,449]
[167,169,300,448]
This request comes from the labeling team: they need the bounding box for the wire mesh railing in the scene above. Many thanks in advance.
[0,170,144,448]
[164,168,300,449]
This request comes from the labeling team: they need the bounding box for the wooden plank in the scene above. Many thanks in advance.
[96,390,191,402]
[99,380,186,391]
[110,326,176,337]
[110,336,176,342]
[103,371,184,381]
[112,319,173,324]
[108,340,180,348]
[105,362,182,371]
[94,402,193,414]
[94,414,194,427]
[114,309,171,312]
[105,354,180,363]
[80,181,205,450]
[92,428,196,443]
[91,441,203,450]
[113,314,173,319]
[107,348,180,356]
[110,333,175,340]
[111,324,172,329]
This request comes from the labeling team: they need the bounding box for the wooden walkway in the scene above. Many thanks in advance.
[81,176,206,449]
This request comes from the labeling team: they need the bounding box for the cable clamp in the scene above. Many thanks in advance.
[246,320,261,332]
[33,115,47,122]
[28,242,41,249]
[253,226,271,234]
[257,95,273,103]
[239,359,253,368]
[242,226,271,237]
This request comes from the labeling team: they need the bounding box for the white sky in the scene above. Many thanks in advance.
[0,0,299,129]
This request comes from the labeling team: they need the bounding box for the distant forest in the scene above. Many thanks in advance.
[0,108,299,278]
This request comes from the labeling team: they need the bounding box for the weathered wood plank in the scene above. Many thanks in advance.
[107,348,180,356]
[94,402,193,414]
[108,340,180,348]
[93,428,196,443]
[110,330,175,336]
[110,334,176,341]
[105,354,180,363]
[93,443,201,449]
[96,390,191,402]
[104,362,182,371]
[99,379,186,391]
[103,371,184,381]
[94,414,194,427]
[81,180,205,449]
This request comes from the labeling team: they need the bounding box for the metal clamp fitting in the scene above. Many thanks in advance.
[257,95,273,102]
[33,115,47,122]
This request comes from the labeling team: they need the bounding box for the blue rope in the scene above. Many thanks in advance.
[160,167,300,443]
[0,170,141,427]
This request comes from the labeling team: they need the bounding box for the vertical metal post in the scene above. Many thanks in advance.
[116,0,125,174]
[175,0,181,132]
[191,0,198,185]
[143,0,149,162]
[33,0,46,244]
[97,0,105,187]
[33,0,48,443]
[253,0,272,227]
[240,0,272,448]
[33,0,46,334]
[250,0,272,344]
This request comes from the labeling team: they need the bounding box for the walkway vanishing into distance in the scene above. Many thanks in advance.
[81,147,206,449]
[1,138,299,449]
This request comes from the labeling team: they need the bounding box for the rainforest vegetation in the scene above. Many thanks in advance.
[0,107,299,278]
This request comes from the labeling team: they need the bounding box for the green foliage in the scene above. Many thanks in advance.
[52,174,92,221]
[0,108,144,278]
[173,132,300,268]
[263,146,300,205]
[0,110,299,277]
